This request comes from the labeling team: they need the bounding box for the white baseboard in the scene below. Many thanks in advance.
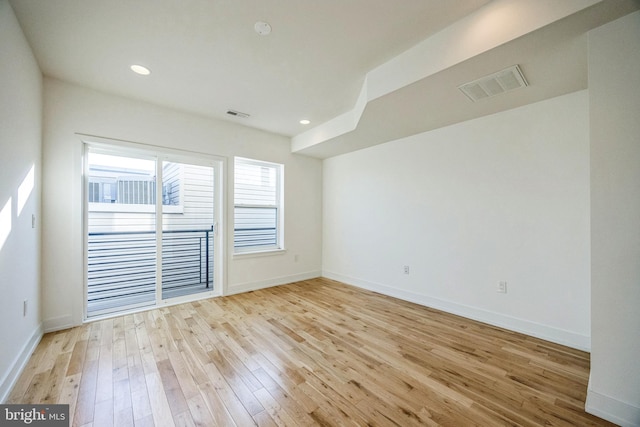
[0,323,43,403]
[322,271,591,351]
[226,271,321,295]
[586,385,640,427]
[43,314,74,333]
[43,274,322,329]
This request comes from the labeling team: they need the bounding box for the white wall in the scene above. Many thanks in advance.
[0,0,43,402]
[323,90,591,350]
[41,78,322,330]
[587,11,640,427]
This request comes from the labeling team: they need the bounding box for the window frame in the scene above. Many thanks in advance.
[233,156,284,255]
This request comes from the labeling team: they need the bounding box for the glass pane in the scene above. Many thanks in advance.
[86,152,157,317]
[234,160,277,205]
[234,158,281,252]
[161,161,215,300]
[234,206,277,251]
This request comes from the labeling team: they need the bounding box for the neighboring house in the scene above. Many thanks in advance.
[88,161,213,233]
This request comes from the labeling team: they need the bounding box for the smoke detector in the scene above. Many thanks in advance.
[254,21,272,36]
[458,65,528,102]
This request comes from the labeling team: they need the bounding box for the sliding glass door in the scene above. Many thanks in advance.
[85,144,221,318]
[161,160,216,300]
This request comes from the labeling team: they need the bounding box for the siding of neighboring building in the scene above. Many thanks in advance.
[88,163,215,233]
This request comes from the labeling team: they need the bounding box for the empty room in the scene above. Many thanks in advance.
[1,0,639,426]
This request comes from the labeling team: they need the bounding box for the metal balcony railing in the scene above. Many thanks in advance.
[87,227,213,316]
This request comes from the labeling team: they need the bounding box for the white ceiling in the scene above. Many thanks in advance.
[8,0,639,158]
[8,0,489,134]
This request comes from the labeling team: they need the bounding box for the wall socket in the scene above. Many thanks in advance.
[497,281,507,293]
[403,265,410,275]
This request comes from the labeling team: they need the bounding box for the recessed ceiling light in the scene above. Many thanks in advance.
[300,119,310,125]
[254,21,272,36]
[130,64,151,75]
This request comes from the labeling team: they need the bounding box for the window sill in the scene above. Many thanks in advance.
[233,248,287,259]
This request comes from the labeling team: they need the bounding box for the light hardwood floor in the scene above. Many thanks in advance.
[8,278,614,426]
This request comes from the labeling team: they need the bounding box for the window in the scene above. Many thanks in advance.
[87,156,183,213]
[117,176,156,204]
[234,157,283,253]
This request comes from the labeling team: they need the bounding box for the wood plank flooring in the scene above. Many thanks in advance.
[8,278,614,426]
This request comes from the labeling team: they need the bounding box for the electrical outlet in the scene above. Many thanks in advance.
[497,281,507,293]
[403,265,410,275]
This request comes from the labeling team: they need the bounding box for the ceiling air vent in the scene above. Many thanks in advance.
[226,109,250,118]
[458,65,528,102]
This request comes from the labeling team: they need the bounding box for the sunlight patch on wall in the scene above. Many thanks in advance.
[0,197,12,251]
[17,164,35,217]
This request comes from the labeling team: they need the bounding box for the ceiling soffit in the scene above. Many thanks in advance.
[292,0,639,159]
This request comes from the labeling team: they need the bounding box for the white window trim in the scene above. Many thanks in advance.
[232,248,287,259]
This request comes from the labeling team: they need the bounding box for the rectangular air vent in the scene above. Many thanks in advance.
[226,109,250,118]
[458,65,528,102]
